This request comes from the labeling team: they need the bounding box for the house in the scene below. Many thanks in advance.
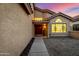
[0,3,79,56]
[33,7,79,38]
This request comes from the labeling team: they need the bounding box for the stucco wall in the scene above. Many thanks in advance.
[34,10,52,18]
[43,13,52,18]
[71,21,79,26]
[70,31,79,39]
[0,3,33,56]
[34,10,43,18]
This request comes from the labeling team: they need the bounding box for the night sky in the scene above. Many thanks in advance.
[35,3,79,17]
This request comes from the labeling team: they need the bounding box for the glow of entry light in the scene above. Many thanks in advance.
[33,18,43,21]
[43,24,46,30]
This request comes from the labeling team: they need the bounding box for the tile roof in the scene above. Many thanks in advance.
[34,7,56,15]
[48,12,74,22]
[34,6,79,22]
[73,15,79,22]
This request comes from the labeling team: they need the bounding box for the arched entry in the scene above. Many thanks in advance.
[34,23,48,36]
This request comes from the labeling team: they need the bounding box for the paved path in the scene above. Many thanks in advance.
[28,37,49,56]
[44,37,79,56]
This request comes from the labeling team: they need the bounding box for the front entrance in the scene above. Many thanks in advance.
[34,24,48,36]
[35,24,42,36]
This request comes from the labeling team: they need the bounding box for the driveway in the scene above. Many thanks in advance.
[43,37,79,56]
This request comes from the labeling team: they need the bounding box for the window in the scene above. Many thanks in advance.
[52,24,55,32]
[52,19,66,33]
[52,24,67,33]
[55,19,62,23]
[73,24,79,31]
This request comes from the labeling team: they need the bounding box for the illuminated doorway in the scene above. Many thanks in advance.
[51,19,67,33]
[35,24,43,35]
[34,24,48,36]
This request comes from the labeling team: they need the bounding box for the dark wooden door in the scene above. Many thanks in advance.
[35,24,42,35]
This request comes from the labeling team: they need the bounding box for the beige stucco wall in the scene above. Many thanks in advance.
[0,3,33,56]
[70,31,79,39]
[69,21,79,39]
[34,10,43,18]
[43,13,52,18]
[34,10,52,18]
[72,21,79,25]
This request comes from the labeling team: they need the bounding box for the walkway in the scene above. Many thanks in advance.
[28,37,49,56]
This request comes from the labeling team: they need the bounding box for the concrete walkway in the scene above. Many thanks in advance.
[28,37,49,56]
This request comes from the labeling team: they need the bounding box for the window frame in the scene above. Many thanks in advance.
[51,23,67,33]
[73,24,79,31]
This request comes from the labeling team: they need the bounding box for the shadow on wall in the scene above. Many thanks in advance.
[20,38,35,56]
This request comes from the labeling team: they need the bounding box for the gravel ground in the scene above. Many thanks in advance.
[43,37,79,56]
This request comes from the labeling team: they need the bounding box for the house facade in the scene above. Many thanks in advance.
[48,12,73,37]
[33,7,79,38]
[0,3,79,56]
